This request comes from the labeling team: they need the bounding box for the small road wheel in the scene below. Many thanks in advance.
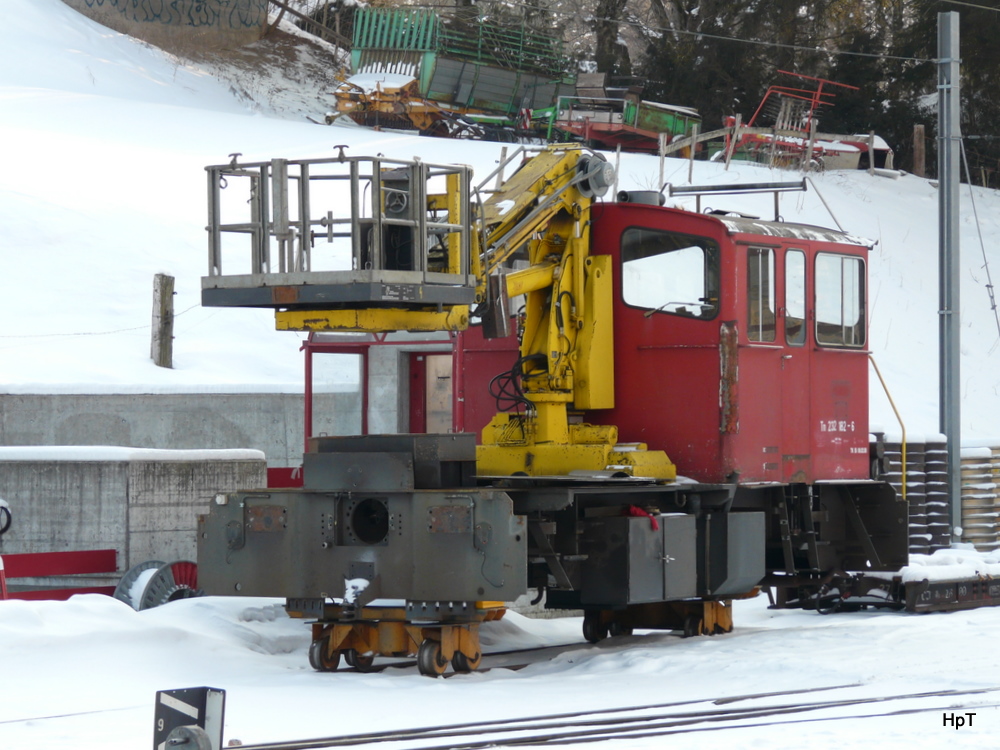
[417,639,448,677]
[347,649,377,672]
[452,650,482,673]
[609,620,633,637]
[308,637,341,672]
[582,614,608,644]
[682,615,702,638]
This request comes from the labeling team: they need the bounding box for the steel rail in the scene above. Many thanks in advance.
[226,685,1000,750]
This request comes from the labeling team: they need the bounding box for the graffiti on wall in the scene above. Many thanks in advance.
[80,0,266,29]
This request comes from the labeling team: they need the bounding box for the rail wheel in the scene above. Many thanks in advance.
[582,613,608,644]
[417,639,448,677]
[345,649,377,672]
[452,649,482,673]
[308,636,341,672]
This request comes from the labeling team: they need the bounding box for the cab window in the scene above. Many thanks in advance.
[785,249,806,346]
[621,227,720,319]
[815,253,866,347]
[747,247,775,342]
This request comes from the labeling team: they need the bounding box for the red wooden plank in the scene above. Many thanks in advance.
[1,549,117,578]
[6,586,117,601]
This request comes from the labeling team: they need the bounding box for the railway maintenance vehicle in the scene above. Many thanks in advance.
[196,145,916,675]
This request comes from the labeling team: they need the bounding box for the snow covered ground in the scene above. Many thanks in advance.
[4,2,1000,748]
[2,592,1000,749]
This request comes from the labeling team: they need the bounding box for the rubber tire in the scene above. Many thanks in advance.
[452,650,482,673]
[417,640,448,677]
[308,638,341,672]
[582,615,608,644]
[609,621,633,637]
[347,649,377,672]
[682,615,702,638]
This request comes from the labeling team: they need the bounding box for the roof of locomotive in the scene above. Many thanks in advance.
[602,198,874,249]
[714,212,873,248]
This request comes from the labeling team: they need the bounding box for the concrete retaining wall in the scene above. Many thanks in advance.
[0,391,362,469]
[62,0,268,52]
[0,447,266,577]
[0,344,442,467]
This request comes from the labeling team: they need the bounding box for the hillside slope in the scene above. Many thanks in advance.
[3,0,1000,443]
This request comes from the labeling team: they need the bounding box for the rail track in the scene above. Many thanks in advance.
[221,684,1000,749]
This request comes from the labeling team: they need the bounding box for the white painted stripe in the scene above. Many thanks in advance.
[159,693,199,719]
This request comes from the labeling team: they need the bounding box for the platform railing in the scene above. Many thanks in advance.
[203,153,476,308]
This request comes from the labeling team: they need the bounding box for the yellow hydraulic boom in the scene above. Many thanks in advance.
[473,147,675,478]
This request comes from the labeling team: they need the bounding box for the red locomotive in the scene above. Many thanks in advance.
[198,147,909,674]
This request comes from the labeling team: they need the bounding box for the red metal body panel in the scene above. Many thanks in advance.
[267,466,304,488]
[453,326,520,436]
[409,352,429,433]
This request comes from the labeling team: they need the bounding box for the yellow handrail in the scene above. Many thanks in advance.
[869,354,906,500]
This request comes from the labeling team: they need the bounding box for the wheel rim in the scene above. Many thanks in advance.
[348,649,376,672]
[582,615,607,643]
[417,640,448,677]
[309,638,341,672]
[682,615,702,638]
[452,650,482,673]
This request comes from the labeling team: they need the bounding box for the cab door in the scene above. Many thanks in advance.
[745,246,811,483]
[779,248,811,481]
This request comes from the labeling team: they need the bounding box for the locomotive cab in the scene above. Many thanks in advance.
[588,202,872,486]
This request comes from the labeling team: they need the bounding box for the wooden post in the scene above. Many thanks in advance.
[615,144,621,197]
[658,132,667,189]
[724,114,741,171]
[804,119,817,171]
[688,123,699,183]
[151,273,175,369]
[868,131,876,176]
[913,124,926,177]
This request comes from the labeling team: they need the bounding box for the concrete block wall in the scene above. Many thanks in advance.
[62,0,268,52]
[0,447,266,578]
[0,392,360,468]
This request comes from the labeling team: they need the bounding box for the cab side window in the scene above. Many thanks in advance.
[621,227,720,319]
[747,247,775,342]
[815,253,866,347]
[785,249,806,346]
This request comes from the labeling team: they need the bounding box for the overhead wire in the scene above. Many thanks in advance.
[958,139,1000,352]
[0,304,202,339]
